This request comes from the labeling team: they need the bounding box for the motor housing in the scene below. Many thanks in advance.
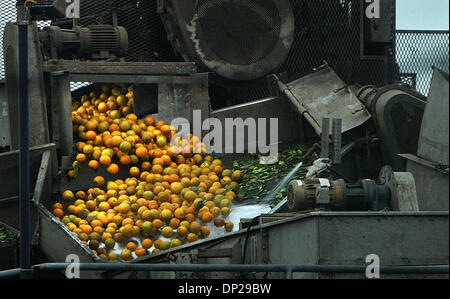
[40,25,128,60]
[287,178,391,212]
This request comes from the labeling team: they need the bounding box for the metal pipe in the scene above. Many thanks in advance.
[0,268,21,279]
[32,263,449,275]
[18,20,31,280]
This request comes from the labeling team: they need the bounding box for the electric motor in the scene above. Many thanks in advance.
[40,25,128,60]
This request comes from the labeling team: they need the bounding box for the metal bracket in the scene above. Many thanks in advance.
[316,179,331,205]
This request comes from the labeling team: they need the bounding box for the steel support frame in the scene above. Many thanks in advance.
[0,263,447,279]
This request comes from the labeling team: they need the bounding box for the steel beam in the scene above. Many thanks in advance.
[42,61,197,75]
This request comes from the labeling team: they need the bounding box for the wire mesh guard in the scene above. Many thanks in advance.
[396,30,449,96]
[0,0,449,100]
[77,0,178,63]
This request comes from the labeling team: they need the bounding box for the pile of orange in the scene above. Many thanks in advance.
[54,85,243,262]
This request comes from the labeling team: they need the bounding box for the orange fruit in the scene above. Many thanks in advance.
[117,203,131,214]
[160,125,171,136]
[161,226,174,238]
[93,176,105,187]
[174,208,185,220]
[141,161,152,171]
[76,153,87,163]
[53,202,63,210]
[98,202,110,211]
[80,224,93,234]
[160,209,173,222]
[152,157,164,167]
[210,207,221,217]
[53,208,64,218]
[107,163,119,175]
[201,226,210,237]
[201,211,213,223]
[62,190,75,201]
[214,217,225,228]
[190,221,201,234]
[169,218,181,229]
[225,221,234,232]
[76,142,86,153]
[170,238,182,248]
[120,155,132,165]
[101,233,113,243]
[129,167,140,178]
[90,219,102,228]
[144,116,155,126]
[85,130,97,140]
[141,238,153,250]
[161,155,171,166]
[86,200,97,211]
[121,249,133,261]
[126,242,137,251]
[88,159,100,170]
[185,213,195,223]
[154,239,162,249]
[135,147,148,159]
[152,150,163,159]
[152,164,163,175]
[75,190,86,199]
[135,248,147,258]
[159,241,170,251]
[221,207,230,217]
[152,219,163,229]
[177,225,188,237]
[232,170,244,181]
[184,191,197,202]
[111,136,123,147]
[99,155,112,166]
[187,233,198,243]
[83,144,94,155]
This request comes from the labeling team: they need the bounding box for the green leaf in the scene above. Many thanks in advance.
[195,200,206,212]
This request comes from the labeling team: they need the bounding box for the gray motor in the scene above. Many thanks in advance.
[287,166,419,212]
[40,25,129,60]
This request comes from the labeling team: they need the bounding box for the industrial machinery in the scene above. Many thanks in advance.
[287,166,418,212]
[39,25,129,60]
[0,0,448,279]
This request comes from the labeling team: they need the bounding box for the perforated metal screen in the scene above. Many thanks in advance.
[76,0,178,63]
[0,1,16,81]
[207,0,397,106]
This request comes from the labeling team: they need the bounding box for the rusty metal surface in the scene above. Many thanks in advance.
[281,65,371,136]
